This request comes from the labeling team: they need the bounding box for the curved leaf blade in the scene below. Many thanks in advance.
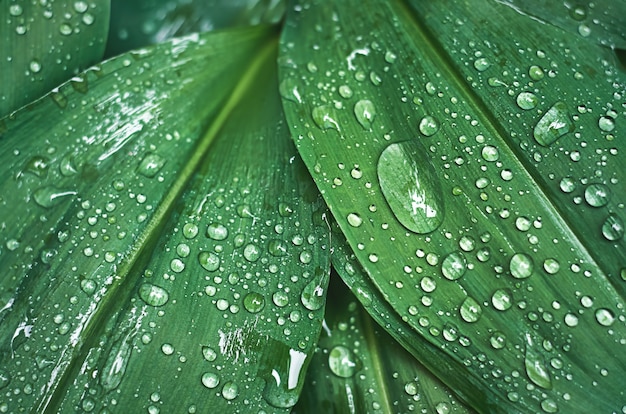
[0,24,330,413]
[279,0,625,413]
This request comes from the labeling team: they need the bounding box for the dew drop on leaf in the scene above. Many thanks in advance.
[201,372,220,389]
[595,308,615,326]
[137,153,166,177]
[354,99,376,129]
[33,186,77,208]
[138,283,169,307]
[584,183,610,207]
[533,102,573,146]
[243,292,265,313]
[459,296,482,323]
[418,116,439,136]
[198,251,220,272]
[516,92,538,110]
[312,105,340,130]
[598,116,615,132]
[206,223,228,240]
[601,214,624,241]
[328,345,359,378]
[378,140,445,234]
[524,333,552,389]
[221,381,239,400]
[509,253,534,279]
[441,251,467,281]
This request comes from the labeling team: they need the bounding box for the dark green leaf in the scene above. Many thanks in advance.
[279,0,625,412]
[0,0,111,117]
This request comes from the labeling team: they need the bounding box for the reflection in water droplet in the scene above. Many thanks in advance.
[598,116,615,132]
[481,145,499,162]
[533,102,573,146]
[139,283,169,307]
[441,251,466,280]
[243,292,265,313]
[490,331,507,349]
[312,105,340,130]
[491,288,513,311]
[602,214,624,241]
[354,99,376,129]
[516,92,538,110]
[559,177,576,193]
[473,57,490,71]
[595,308,615,326]
[418,116,439,136]
[328,345,359,378]
[243,243,261,262]
[524,333,552,389]
[263,346,308,408]
[221,381,239,400]
[198,251,220,272]
[301,269,329,311]
[206,223,228,240]
[137,153,166,177]
[33,186,77,208]
[459,296,482,323]
[378,141,445,234]
[201,372,219,389]
[510,253,533,279]
[543,258,560,274]
[584,183,610,207]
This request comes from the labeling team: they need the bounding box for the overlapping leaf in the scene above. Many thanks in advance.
[0,0,110,117]
[279,0,625,412]
[0,24,331,412]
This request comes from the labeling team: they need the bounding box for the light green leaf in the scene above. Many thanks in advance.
[0,0,111,117]
[0,24,330,412]
[279,0,625,413]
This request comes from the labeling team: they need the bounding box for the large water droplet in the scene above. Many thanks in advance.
[377,140,445,234]
[279,78,302,103]
[491,288,513,311]
[595,308,615,326]
[139,283,169,307]
[221,381,239,400]
[524,333,552,389]
[243,292,265,313]
[201,372,220,389]
[263,345,308,408]
[533,102,573,146]
[301,268,329,311]
[137,153,166,177]
[206,223,228,240]
[516,92,538,110]
[598,116,615,132]
[101,334,134,391]
[354,99,376,129]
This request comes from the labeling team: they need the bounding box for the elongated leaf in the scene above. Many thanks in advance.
[105,0,286,57]
[0,0,110,117]
[279,0,625,413]
[295,270,476,414]
[0,24,330,412]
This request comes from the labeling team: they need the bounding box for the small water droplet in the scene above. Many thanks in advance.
[347,213,363,227]
[543,258,560,274]
[183,223,199,239]
[595,308,615,326]
[338,85,353,98]
[243,292,265,313]
[139,283,169,307]
[29,59,42,73]
[602,214,624,241]
[170,258,185,273]
[524,333,552,389]
[510,253,534,279]
[312,105,340,130]
[328,346,359,378]
[418,116,439,136]
[221,381,239,400]
[202,346,217,362]
[198,251,220,272]
[33,186,77,208]
[354,99,376,129]
[460,296,482,323]
[473,57,490,71]
[378,140,445,234]
[516,92,538,110]
[584,183,610,207]
[533,102,573,146]
[301,270,328,311]
[59,23,72,35]
[137,153,166,177]
[206,223,228,240]
[73,1,89,13]
[598,116,615,132]
[9,4,23,16]
[529,65,544,80]
[243,243,261,262]
[490,331,507,349]
[201,372,220,389]
[481,145,499,161]
[441,251,467,280]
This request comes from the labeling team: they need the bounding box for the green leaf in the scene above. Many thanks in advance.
[105,0,286,57]
[295,269,477,414]
[0,0,111,118]
[0,24,330,412]
[279,0,625,413]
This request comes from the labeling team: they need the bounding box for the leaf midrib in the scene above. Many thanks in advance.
[40,29,280,414]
